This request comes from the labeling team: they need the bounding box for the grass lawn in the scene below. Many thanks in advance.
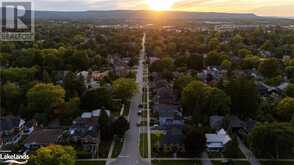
[140,133,148,158]
[76,160,105,165]
[212,160,250,165]
[112,139,124,158]
[152,160,201,165]
[260,161,294,165]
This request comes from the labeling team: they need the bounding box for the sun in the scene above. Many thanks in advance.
[147,0,175,11]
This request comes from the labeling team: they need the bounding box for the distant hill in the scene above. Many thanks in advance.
[34,10,259,21]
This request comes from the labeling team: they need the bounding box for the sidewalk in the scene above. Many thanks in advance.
[237,137,261,165]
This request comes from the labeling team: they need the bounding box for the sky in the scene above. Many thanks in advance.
[34,0,294,17]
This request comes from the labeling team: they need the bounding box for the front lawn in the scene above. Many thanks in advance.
[140,133,148,158]
[112,138,124,158]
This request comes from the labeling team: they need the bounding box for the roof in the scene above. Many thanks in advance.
[154,104,182,118]
[81,109,111,119]
[0,116,25,132]
[206,129,231,145]
[24,129,63,145]
[69,117,99,139]
[209,116,224,129]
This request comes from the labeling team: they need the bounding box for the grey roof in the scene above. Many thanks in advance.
[153,104,181,118]
[24,129,63,145]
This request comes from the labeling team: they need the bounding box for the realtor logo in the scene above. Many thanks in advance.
[0,1,34,41]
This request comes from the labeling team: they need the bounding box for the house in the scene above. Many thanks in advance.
[24,129,63,149]
[160,126,185,155]
[77,71,101,89]
[153,104,183,128]
[209,115,224,130]
[206,129,231,152]
[197,67,222,84]
[67,109,111,152]
[228,116,256,134]
[0,116,25,145]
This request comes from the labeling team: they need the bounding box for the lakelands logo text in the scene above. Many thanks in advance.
[0,153,29,164]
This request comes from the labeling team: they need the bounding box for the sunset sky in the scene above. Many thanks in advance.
[35,0,294,17]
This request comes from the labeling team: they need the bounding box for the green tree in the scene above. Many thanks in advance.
[248,123,294,159]
[181,80,207,116]
[64,71,86,98]
[205,51,226,66]
[184,128,206,156]
[258,58,280,78]
[205,88,231,116]
[221,59,232,71]
[99,109,110,129]
[226,76,259,119]
[174,75,195,96]
[112,78,138,102]
[285,84,294,97]
[113,116,129,138]
[27,83,65,114]
[28,145,76,165]
[1,82,22,114]
[223,136,240,158]
[276,97,294,121]
[80,87,112,111]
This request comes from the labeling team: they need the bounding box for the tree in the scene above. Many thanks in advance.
[28,145,76,165]
[241,56,260,70]
[27,83,65,114]
[181,81,207,116]
[188,54,204,70]
[80,87,112,111]
[99,109,110,129]
[226,76,259,119]
[205,51,224,66]
[205,88,231,116]
[184,128,206,156]
[285,84,294,97]
[64,71,85,98]
[248,123,294,159]
[1,82,22,114]
[113,116,129,138]
[112,78,138,102]
[223,136,240,158]
[221,59,232,71]
[258,58,280,78]
[173,75,195,96]
[276,97,294,121]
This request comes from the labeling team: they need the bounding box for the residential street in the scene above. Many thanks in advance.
[107,33,150,165]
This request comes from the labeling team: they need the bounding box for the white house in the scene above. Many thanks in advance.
[206,129,231,152]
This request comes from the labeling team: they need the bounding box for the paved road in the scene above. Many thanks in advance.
[107,34,150,165]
